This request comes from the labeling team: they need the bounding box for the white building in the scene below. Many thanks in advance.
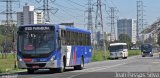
[17,4,43,26]
[117,19,137,44]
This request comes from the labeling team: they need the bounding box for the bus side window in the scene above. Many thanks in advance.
[87,34,91,46]
[61,30,65,45]
[73,32,76,45]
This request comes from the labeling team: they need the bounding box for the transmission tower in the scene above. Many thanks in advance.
[0,0,18,26]
[108,7,117,42]
[137,1,144,43]
[85,0,95,55]
[95,0,106,58]
[35,0,58,23]
[86,0,94,43]
[87,0,93,31]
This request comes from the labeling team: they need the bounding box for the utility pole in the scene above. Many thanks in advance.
[137,1,144,44]
[108,7,117,42]
[35,0,58,23]
[95,0,106,59]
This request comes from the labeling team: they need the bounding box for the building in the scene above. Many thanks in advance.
[17,4,43,26]
[104,32,111,41]
[0,20,16,26]
[117,19,137,44]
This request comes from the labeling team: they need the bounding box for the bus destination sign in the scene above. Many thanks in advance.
[24,27,51,31]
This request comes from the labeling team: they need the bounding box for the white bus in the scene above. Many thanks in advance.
[108,43,128,59]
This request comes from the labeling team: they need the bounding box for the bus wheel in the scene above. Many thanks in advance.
[74,57,84,70]
[50,68,56,73]
[27,68,34,74]
[57,58,66,73]
[125,57,127,59]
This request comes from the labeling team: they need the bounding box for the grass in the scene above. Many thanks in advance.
[0,54,18,73]
[128,50,141,57]
[92,50,141,61]
[92,50,110,61]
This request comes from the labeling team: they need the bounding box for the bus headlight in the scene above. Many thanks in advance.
[17,56,23,62]
[19,58,23,61]
[50,56,55,61]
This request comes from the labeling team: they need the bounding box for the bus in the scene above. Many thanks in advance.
[141,44,153,57]
[17,24,92,74]
[108,43,128,59]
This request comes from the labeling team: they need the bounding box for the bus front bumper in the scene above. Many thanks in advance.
[109,55,122,59]
[18,60,58,69]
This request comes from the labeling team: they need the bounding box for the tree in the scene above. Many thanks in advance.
[157,32,160,46]
[118,34,132,49]
[0,25,17,59]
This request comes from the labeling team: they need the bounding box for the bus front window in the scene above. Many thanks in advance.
[109,45,124,52]
[18,30,55,55]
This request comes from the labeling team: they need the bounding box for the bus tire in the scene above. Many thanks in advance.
[57,57,66,73]
[50,68,56,73]
[27,68,34,74]
[74,57,84,70]
[125,57,127,59]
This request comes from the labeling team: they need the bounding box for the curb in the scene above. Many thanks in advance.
[0,70,26,76]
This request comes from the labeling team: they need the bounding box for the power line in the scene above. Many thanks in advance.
[67,0,86,7]
[35,0,58,23]
[54,3,84,11]
[58,7,83,20]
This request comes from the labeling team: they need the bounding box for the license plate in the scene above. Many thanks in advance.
[32,66,39,68]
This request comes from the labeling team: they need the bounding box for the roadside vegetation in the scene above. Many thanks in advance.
[92,50,141,61]
[0,25,18,73]
[92,50,110,61]
[0,54,18,73]
[128,50,141,57]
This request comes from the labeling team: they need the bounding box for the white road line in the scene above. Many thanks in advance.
[66,63,126,78]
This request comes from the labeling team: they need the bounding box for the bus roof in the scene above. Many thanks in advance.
[109,43,127,46]
[19,24,91,34]
[58,25,90,34]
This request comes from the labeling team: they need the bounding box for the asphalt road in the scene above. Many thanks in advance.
[1,54,160,78]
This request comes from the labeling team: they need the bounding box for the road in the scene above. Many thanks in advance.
[1,54,160,78]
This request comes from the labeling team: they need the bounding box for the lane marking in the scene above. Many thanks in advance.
[152,62,160,64]
[66,63,126,78]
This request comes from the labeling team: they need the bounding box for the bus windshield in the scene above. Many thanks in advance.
[109,45,126,52]
[141,44,152,52]
[18,30,55,55]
